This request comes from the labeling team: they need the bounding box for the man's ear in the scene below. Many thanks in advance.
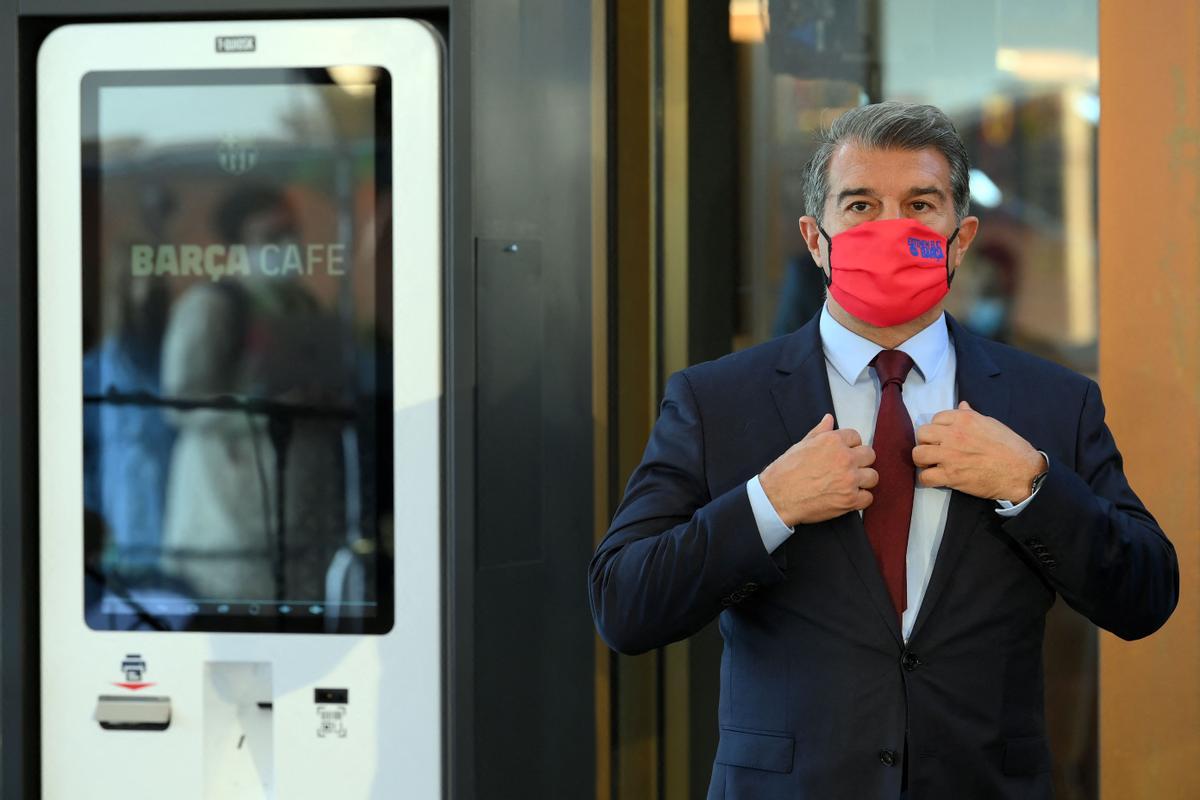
[799,216,827,272]
[950,216,980,269]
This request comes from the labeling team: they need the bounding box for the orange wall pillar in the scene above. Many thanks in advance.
[1099,1,1200,796]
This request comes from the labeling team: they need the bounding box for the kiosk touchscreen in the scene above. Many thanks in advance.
[38,20,441,800]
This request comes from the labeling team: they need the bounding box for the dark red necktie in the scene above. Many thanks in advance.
[863,349,916,618]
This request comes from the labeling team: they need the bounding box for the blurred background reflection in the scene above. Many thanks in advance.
[81,69,392,634]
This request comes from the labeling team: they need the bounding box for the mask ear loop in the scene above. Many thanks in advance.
[818,225,834,289]
[944,227,961,287]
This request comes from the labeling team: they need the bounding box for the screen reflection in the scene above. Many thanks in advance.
[81,68,393,634]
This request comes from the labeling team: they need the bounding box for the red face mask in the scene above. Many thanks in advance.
[819,218,959,328]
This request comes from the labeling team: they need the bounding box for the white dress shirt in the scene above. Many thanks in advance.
[746,304,1037,641]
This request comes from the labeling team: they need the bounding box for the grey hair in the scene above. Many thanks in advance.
[803,102,971,223]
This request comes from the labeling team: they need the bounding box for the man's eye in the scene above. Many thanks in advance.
[912,201,931,211]
[848,202,870,212]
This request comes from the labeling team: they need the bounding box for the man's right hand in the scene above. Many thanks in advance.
[758,413,877,527]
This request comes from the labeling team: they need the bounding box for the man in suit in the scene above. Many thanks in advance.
[588,102,1178,799]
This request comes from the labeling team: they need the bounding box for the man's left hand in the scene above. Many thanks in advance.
[912,401,1045,503]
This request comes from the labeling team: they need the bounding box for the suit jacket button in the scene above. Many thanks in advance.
[720,595,734,607]
[901,652,920,671]
[879,749,897,767]
[743,581,759,593]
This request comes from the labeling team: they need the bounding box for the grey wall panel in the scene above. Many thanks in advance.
[476,238,544,568]
[471,0,596,796]
[0,0,35,796]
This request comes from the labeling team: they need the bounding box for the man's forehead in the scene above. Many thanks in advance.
[828,142,952,193]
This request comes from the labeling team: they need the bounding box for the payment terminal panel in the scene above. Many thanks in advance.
[38,20,442,800]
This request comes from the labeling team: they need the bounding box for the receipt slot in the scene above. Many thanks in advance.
[38,19,442,799]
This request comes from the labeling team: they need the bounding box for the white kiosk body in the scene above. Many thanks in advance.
[37,19,442,800]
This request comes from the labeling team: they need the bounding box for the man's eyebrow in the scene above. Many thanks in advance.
[907,186,947,200]
[835,187,879,204]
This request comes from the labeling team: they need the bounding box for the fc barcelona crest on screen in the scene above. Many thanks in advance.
[217,133,258,175]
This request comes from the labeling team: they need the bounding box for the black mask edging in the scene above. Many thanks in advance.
[818,225,834,288]
[945,227,961,287]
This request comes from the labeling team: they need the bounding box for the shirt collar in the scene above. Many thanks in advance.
[818,303,950,386]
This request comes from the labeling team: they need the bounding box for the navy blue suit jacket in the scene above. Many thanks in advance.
[589,314,1177,800]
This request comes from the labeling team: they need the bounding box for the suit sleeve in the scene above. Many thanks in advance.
[588,371,787,655]
[1000,380,1179,640]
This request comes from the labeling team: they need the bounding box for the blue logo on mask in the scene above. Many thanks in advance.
[907,237,945,260]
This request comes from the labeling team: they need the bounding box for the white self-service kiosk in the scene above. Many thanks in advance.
[37,19,442,799]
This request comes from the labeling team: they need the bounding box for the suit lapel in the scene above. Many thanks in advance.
[769,314,836,444]
[771,316,904,646]
[908,314,1010,642]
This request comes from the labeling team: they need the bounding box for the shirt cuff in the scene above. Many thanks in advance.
[747,474,794,554]
[995,451,1050,518]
